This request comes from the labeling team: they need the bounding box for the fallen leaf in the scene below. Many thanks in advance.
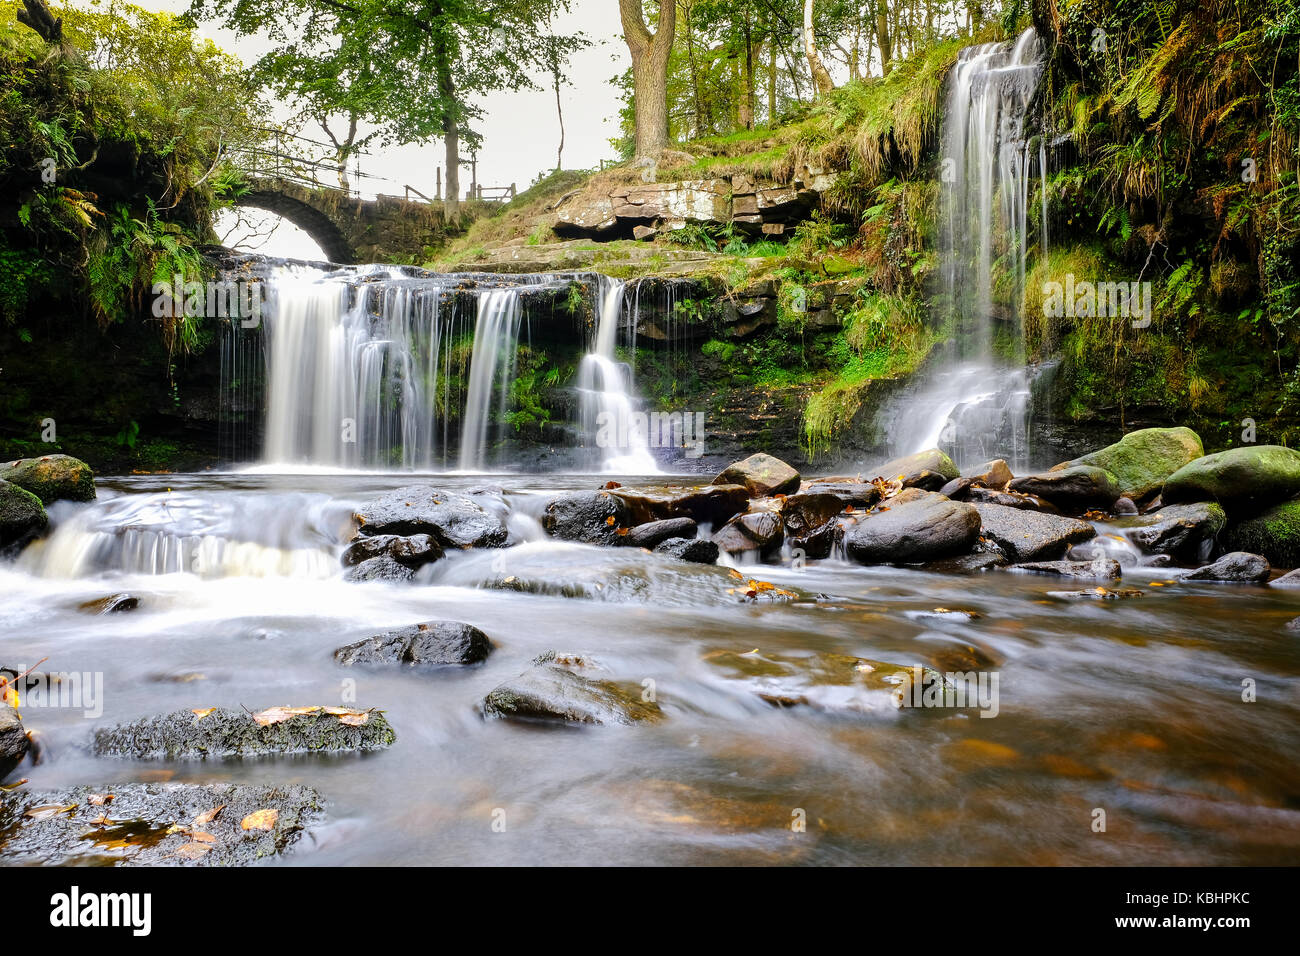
[323,707,370,726]
[87,793,114,806]
[188,831,218,844]
[191,708,215,719]
[240,808,279,831]
[253,705,321,726]
[192,804,225,827]
[24,803,76,820]
[605,515,616,525]
[174,842,212,860]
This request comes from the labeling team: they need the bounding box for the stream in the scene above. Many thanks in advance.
[3,471,1299,865]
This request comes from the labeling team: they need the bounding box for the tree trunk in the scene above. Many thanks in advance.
[434,33,459,216]
[876,0,893,75]
[619,0,677,159]
[804,0,834,95]
[552,66,566,170]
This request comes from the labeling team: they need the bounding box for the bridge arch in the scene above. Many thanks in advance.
[238,181,357,263]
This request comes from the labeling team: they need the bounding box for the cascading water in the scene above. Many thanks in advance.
[457,288,526,471]
[883,28,1047,470]
[575,276,659,473]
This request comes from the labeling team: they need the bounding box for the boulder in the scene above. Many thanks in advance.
[962,459,1014,490]
[334,621,493,667]
[1009,466,1121,511]
[541,490,631,545]
[92,707,397,759]
[712,511,785,560]
[0,479,47,550]
[843,489,981,564]
[1124,502,1226,561]
[966,486,1058,512]
[0,783,322,866]
[1270,568,1300,588]
[1011,558,1122,580]
[1183,551,1271,583]
[1,454,95,504]
[654,537,720,564]
[77,593,139,614]
[973,502,1097,562]
[343,555,415,582]
[1224,500,1300,568]
[1162,445,1300,513]
[780,492,845,558]
[352,486,507,549]
[867,448,960,491]
[938,477,975,500]
[481,652,662,725]
[800,480,882,508]
[712,453,800,496]
[625,517,697,549]
[609,483,750,526]
[1064,427,1203,502]
[1113,497,1139,515]
[0,704,29,781]
[341,533,443,569]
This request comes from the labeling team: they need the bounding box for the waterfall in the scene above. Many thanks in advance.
[457,288,526,471]
[576,277,659,473]
[884,28,1047,471]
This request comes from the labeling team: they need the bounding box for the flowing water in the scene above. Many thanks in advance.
[3,473,1299,865]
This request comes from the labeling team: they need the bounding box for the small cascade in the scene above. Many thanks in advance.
[884,28,1047,471]
[576,276,659,473]
[457,288,526,471]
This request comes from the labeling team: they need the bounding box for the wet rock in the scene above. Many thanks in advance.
[92,706,397,759]
[77,593,139,614]
[703,649,952,715]
[353,485,507,549]
[334,621,493,667]
[843,489,981,565]
[938,476,975,500]
[962,459,1014,490]
[541,490,631,545]
[654,537,720,564]
[800,480,882,508]
[1047,587,1145,601]
[780,492,845,558]
[341,533,444,569]
[343,555,415,582]
[1113,497,1139,515]
[1,454,96,504]
[867,448,960,491]
[609,483,750,525]
[966,486,1059,512]
[973,502,1097,562]
[1270,568,1300,588]
[1183,551,1271,583]
[712,511,784,560]
[1162,445,1300,513]
[0,704,29,781]
[713,452,801,497]
[481,652,662,726]
[0,782,322,866]
[923,551,1008,574]
[0,479,47,551]
[1009,465,1121,512]
[1124,502,1226,561]
[1286,616,1300,632]
[625,517,697,549]
[1224,500,1300,568]
[1064,427,1204,502]
[1011,558,1122,581]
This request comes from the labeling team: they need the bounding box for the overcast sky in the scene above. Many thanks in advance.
[86,0,632,258]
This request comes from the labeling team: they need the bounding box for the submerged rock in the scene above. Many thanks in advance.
[1224,500,1300,568]
[92,706,396,759]
[1011,558,1122,581]
[843,489,980,565]
[1183,551,1271,583]
[973,502,1097,562]
[1,454,96,504]
[353,485,507,549]
[923,551,1008,574]
[0,704,29,781]
[713,453,800,497]
[867,448,960,491]
[334,621,493,667]
[1065,427,1204,502]
[653,537,720,564]
[0,782,322,866]
[0,479,47,551]
[609,483,750,525]
[712,511,784,560]
[625,517,696,549]
[343,554,416,582]
[481,652,662,726]
[1009,466,1120,512]
[1162,445,1300,513]
[77,593,140,614]
[1123,502,1226,561]
[341,532,444,569]
[541,490,631,545]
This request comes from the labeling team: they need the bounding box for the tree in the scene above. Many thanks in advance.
[619,0,677,160]
[803,0,833,94]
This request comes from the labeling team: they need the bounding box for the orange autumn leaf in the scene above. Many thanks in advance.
[240,808,279,831]
[253,705,320,726]
[192,804,225,827]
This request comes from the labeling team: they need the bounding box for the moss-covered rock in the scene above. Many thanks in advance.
[91,706,396,760]
[1,454,95,504]
[481,651,662,725]
[0,479,47,550]
[713,452,801,496]
[1066,427,1203,502]
[1162,445,1300,513]
[1224,501,1300,568]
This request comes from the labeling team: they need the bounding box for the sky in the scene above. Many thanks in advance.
[84,0,633,258]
